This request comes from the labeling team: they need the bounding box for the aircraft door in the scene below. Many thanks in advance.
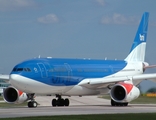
[64,63,72,78]
[109,65,114,73]
[37,63,48,78]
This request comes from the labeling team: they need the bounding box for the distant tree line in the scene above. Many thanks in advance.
[146,87,156,93]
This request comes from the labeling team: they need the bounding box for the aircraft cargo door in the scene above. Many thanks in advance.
[37,63,48,78]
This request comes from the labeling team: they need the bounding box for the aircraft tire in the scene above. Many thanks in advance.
[64,98,69,106]
[52,96,70,107]
[111,99,115,106]
[28,101,37,108]
[60,98,65,106]
[111,99,128,106]
[56,98,65,106]
[123,102,128,106]
[52,99,57,107]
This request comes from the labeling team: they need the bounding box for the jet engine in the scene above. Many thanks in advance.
[3,86,28,104]
[110,82,140,103]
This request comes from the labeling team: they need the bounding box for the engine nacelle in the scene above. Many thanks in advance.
[110,82,140,103]
[3,86,28,104]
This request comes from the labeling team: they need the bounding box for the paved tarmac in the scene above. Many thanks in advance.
[0,96,156,118]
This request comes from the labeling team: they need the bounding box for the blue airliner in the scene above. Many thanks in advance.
[2,12,156,108]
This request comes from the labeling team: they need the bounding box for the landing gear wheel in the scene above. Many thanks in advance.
[111,99,128,107]
[28,101,31,107]
[123,102,128,106]
[64,98,69,106]
[27,93,38,108]
[56,98,64,106]
[60,98,65,106]
[32,101,37,108]
[28,101,37,108]
[52,99,57,107]
[51,95,70,107]
[111,99,115,106]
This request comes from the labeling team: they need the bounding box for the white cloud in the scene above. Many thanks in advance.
[96,0,106,6]
[0,0,36,11]
[101,13,137,25]
[37,14,59,24]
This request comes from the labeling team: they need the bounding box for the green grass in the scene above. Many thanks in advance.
[0,102,27,107]
[0,96,4,101]
[0,96,27,107]
[130,95,156,104]
[0,113,156,120]
[100,95,156,104]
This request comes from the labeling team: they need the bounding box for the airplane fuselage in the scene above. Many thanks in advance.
[10,58,143,95]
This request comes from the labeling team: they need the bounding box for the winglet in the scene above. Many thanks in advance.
[125,12,149,62]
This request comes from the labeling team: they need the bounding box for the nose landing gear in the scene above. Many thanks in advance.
[28,101,38,108]
[27,93,38,108]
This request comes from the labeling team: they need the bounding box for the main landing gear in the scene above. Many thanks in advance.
[111,99,128,106]
[52,95,70,107]
[27,94,38,108]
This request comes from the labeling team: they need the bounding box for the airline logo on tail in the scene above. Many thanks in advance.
[140,34,144,41]
[125,12,149,62]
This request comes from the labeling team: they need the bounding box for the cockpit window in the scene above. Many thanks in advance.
[24,68,27,71]
[27,68,31,71]
[24,68,31,72]
[12,68,31,72]
[13,68,17,71]
[17,68,23,71]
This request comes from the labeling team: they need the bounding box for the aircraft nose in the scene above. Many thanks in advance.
[10,74,29,88]
[9,74,30,92]
[10,74,21,86]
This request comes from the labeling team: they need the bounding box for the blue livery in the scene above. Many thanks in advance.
[129,12,149,53]
[11,58,127,86]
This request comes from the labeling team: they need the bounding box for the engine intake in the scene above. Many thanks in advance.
[110,82,140,103]
[112,86,126,100]
[3,86,28,104]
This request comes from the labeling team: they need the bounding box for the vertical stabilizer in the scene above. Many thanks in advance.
[125,12,149,62]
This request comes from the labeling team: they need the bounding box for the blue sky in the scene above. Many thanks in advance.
[0,0,156,92]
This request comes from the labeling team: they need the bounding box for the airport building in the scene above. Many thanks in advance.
[0,80,10,95]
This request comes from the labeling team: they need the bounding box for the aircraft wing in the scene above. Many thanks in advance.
[78,73,156,88]
[0,74,10,83]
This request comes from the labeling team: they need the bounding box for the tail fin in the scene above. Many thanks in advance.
[125,12,149,62]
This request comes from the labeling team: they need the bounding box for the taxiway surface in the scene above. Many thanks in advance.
[0,96,156,118]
